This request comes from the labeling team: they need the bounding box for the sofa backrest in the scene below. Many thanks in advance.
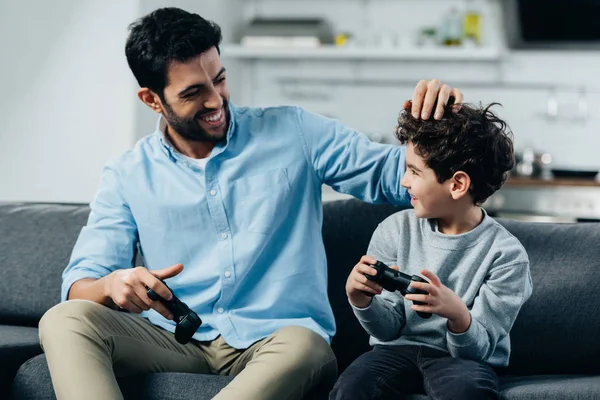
[496,218,600,375]
[3,200,600,377]
[0,203,91,326]
[323,200,407,372]
[323,199,600,375]
[0,203,147,327]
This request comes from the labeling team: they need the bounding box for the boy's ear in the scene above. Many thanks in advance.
[449,171,471,200]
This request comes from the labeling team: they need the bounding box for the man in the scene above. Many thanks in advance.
[39,7,464,400]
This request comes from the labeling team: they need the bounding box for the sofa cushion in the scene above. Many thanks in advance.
[0,204,90,326]
[12,354,234,400]
[0,325,42,395]
[354,375,600,400]
[499,375,600,400]
[15,355,600,400]
[12,353,331,400]
[497,219,600,376]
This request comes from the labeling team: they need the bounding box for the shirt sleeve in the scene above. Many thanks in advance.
[351,220,407,341]
[61,160,138,302]
[295,107,410,205]
[446,261,533,362]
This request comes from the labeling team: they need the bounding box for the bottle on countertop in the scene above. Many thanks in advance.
[441,7,463,46]
[463,0,482,46]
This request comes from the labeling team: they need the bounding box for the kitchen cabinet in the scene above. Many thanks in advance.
[226,52,502,144]
[464,87,600,170]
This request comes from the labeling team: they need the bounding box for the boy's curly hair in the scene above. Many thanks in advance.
[395,102,515,205]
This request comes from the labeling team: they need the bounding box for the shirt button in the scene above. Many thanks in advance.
[224,271,231,278]
[220,233,228,240]
[217,307,224,314]
[210,189,217,196]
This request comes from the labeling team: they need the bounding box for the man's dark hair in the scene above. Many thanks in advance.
[395,102,515,205]
[125,7,222,99]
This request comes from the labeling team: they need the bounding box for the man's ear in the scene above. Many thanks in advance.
[137,88,163,114]
[449,171,471,200]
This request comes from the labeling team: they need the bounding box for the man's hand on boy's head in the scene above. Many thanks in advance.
[408,79,463,120]
[405,269,471,333]
[346,255,399,309]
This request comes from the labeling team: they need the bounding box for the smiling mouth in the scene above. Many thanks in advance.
[198,108,224,127]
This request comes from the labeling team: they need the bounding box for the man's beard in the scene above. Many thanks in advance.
[163,99,229,142]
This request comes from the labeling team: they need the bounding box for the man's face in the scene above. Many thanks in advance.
[400,142,453,219]
[160,47,230,142]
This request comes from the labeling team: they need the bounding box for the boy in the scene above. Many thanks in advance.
[330,102,533,400]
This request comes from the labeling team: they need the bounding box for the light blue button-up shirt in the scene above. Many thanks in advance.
[62,103,409,348]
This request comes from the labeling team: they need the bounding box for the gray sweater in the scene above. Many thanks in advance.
[353,209,532,367]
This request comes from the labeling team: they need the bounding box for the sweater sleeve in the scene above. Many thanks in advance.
[352,217,407,342]
[446,260,532,362]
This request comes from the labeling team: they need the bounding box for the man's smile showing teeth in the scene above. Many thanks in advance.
[200,109,224,125]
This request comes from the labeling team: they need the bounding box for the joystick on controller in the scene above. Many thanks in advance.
[365,261,432,319]
[146,279,202,344]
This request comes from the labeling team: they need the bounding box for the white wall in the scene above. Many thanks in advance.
[0,1,140,203]
[0,0,244,203]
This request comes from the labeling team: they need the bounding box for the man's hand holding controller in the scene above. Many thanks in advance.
[103,263,184,320]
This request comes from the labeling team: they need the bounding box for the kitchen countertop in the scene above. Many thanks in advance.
[322,176,600,204]
[505,176,600,188]
[487,176,600,221]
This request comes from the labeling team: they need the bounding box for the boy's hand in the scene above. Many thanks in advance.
[404,269,472,333]
[346,256,397,309]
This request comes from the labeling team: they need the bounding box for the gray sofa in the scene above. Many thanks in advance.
[2,200,600,399]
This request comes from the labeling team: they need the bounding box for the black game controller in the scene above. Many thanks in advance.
[146,279,202,344]
[365,261,432,319]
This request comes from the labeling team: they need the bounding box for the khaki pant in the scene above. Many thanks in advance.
[39,300,337,400]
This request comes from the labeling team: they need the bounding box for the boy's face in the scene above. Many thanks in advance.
[400,142,453,218]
